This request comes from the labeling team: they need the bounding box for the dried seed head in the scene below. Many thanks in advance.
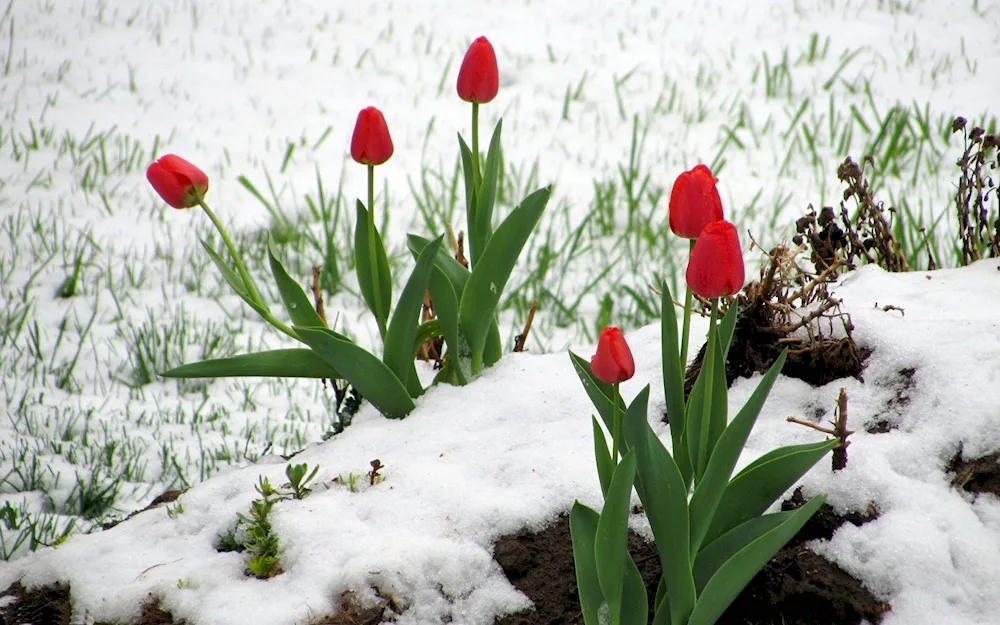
[952,116,968,133]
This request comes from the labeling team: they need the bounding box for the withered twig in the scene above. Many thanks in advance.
[311,265,328,327]
[455,228,469,268]
[513,299,539,353]
[368,459,384,486]
[787,387,853,471]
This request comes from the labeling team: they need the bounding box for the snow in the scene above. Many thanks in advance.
[2,0,1000,623]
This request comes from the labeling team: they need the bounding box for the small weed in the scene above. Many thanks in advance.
[281,463,320,500]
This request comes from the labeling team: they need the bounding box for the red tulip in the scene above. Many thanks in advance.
[351,107,394,166]
[146,154,209,209]
[669,164,724,239]
[457,36,499,104]
[686,220,745,299]
[590,327,635,385]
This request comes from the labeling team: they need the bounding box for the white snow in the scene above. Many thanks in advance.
[2,0,1000,624]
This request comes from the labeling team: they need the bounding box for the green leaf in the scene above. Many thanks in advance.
[622,386,696,625]
[457,133,477,252]
[407,233,470,297]
[483,320,503,367]
[703,439,835,545]
[296,327,414,418]
[717,301,739,359]
[383,236,444,393]
[569,502,604,625]
[592,416,614,498]
[473,119,503,265]
[688,350,788,556]
[694,306,720,483]
[426,266,467,386]
[620,548,650,625]
[413,319,443,353]
[689,495,825,625]
[159,349,340,379]
[354,200,392,336]
[459,186,550,372]
[594,450,637,625]
[201,240,270,318]
[660,281,691,487]
[706,329,729,473]
[569,351,624,435]
[267,240,327,328]
[693,511,794,592]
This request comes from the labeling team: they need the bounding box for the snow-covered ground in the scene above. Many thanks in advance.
[1,0,999,623]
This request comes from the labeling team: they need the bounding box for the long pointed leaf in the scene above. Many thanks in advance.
[703,439,835,545]
[354,200,392,335]
[688,350,788,555]
[621,387,696,625]
[459,186,550,370]
[595,450,637,624]
[569,502,604,625]
[569,351,624,435]
[296,327,414,418]
[383,236,444,392]
[201,240,270,319]
[457,133,477,261]
[592,416,614,498]
[473,119,503,264]
[160,349,340,379]
[408,233,470,297]
[660,281,690,486]
[693,511,794,592]
[426,267,467,385]
[620,548,649,625]
[267,240,327,328]
[688,495,825,625]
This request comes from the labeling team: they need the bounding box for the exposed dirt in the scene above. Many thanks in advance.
[948,450,1000,497]
[0,582,71,625]
[866,368,915,434]
[309,592,396,625]
[490,491,889,625]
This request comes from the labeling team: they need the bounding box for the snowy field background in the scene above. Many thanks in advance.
[1,0,999,623]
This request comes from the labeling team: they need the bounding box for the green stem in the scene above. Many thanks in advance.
[696,298,718,481]
[471,102,481,192]
[611,383,622,463]
[679,239,696,375]
[367,164,386,339]
[197,200,300,343]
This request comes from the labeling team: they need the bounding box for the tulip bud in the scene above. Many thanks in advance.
[686,220,745,299]
[351,107,394,166]
[146,154,209,209]
[668,164,724,239]
[590,327,635,385]
[457,36,499,104]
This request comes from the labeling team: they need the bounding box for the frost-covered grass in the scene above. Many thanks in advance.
[0,0,999,623]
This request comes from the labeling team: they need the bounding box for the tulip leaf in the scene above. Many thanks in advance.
[267,240,327,329]
[620,548,650,625]
[660,281,691,486]
[707,328,729,470]
[688,495,825,625]
[717,301,739,359]
[473,119,503,266]
[622,386,697,625]
[354,200,392,337]
[692,511,793,592]
[459,185,550,373]
[457,133,477,258]
[688,350,788,556]
[703,438,835,546]
[383,235,444,394]
[413,319,443,354]
[568,351,624,436]
[296,327,414,419]
[159,349,340,379]
[569,502,604,625]
[594,450,636,624]
[484,320,503,367]
[592,416,614,498]
[408,233,470,297]
[201,240,270,318]
[426,267,467,386]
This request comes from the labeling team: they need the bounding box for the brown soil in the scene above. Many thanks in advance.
[309,592,395,625]
[0,582,179,625]
[866,368,915,434]
[490,490,889,625]
[948,450,1000,497]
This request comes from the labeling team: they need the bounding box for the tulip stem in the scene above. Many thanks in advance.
[696,299,719,482]
[611,383,622,463]
[471,102,481,193]
[679,239,696,376]
[197,200,301,343]
[367,164,386,340]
